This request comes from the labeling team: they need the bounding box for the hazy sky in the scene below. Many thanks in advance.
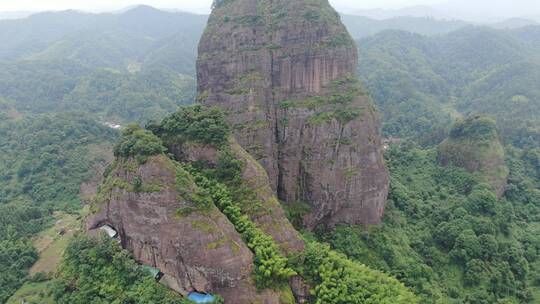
[0,0,538,22]
[0,0,448,13]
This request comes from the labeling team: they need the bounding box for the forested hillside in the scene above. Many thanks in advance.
[0,6,203,124]
[321,141,540,303]
[0,6,206,66]
[0,4,538,304]
[357,26,540,147]
[350,27,540,302]
[0,7,206,302]
[0,111,117,302]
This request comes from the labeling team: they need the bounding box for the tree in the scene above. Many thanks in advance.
[114,124,165,163]
[464,259,486,286]
[450,230,481,263]
[52,235,188,304]
[155,105,230,147]
[466,184,497,215]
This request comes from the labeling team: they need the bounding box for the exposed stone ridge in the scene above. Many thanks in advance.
[86,155,282,304]
[438,115,509,198]
[197,0,389,228]
[167,138,305,255]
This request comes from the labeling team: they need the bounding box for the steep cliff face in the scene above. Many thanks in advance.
[198,0,389,229]
[167,139,305,254]
[86,155,282,303]
[438,115,509,197]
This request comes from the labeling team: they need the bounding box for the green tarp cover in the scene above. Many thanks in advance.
[142,265,161,278]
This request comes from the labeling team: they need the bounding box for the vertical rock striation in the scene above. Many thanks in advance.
[165,138,305,254]
[198,0,389,228]
[86,156,283,304]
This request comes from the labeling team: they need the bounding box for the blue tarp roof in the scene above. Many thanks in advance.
[187,292,215,303]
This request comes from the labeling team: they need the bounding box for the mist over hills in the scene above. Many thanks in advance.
[357,25,540,147]
[0,5,207,123]
[0,5,207,64]
[0,4,538,145]
[342,0,540,24]
[0,11,32,20]
[1,3,536,52]
[1,5,540,124]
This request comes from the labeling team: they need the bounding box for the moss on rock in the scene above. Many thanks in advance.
[438,115,509,197]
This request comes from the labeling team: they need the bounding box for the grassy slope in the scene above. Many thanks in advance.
[7,211,84,304]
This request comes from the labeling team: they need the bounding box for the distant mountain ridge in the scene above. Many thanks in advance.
[1,5,539,139]
[357,25,540,147]
[0,11,33,20]
[341,14,467,38]
[341,0,540,23]
[0,5,208,67]
[490,18,538,29]
[342,5,450,20]
[0,5,206,124]
[1,4,538,61]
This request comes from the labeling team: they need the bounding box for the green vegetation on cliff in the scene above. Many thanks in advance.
[152,106,417,302]
[357,28,540,147]
[51,235,189,304]
[438,115,509,196]
[323,143,540,303]
[153,106,297,289]
[189,172,297,289]
[449,115,498,141]
[152,105,230,147]
[114,125,166,163]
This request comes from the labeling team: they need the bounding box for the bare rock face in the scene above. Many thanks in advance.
[79,144,114,204]
[86,155,281,304]
[167,139,305,254]
[198,0,389,228]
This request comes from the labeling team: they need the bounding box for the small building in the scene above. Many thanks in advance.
[382,137,402,150]
[99,225,118,238]
[188,292,216,303]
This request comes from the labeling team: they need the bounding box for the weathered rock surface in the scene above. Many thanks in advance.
[198,0,389,228]
[438,115,509,198]
[167,138,305,254]
[79,144,114,204]
[86,155,281,304]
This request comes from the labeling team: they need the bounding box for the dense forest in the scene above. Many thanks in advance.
[357,26,540,147]
[51,235,193,304]
[0,111,116,302]
[322,142,540,303]
[0,4,538,304]
[0,6,202,124]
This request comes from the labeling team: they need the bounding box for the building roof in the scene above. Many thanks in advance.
[99,225,117,238]
[188,292,216,303]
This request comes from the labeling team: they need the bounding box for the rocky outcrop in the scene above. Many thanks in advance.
[167,139,304,254]
[198,0,389,229]
[438,115,509,198]
[86,155,282,304]
[79,144,114,204]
